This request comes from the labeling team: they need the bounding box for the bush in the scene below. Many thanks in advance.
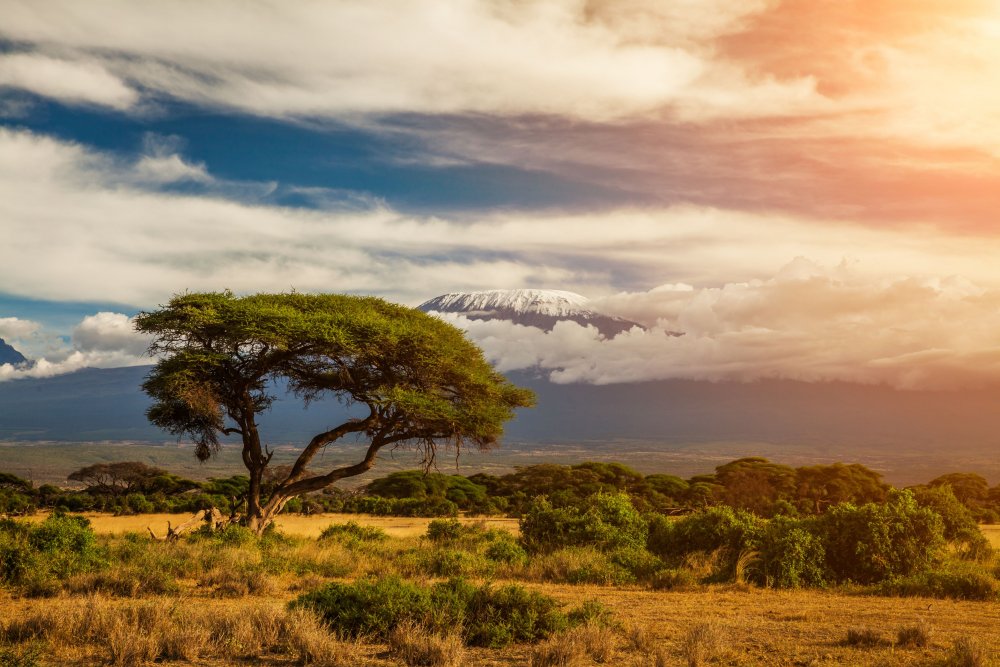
[318,521,388,543]
[421,549,490,578]
[344,496,459,517]
[520,493,648,554]
[484,537,528,566]
[647,506,763,582]
[755,517,826,588]
[608,545,663,581]
[426,519,464,543]
[0,514,105,591]
[876,569,998,601]
[817,490,944,584]
[292,576,574,647]
[913,485,991,558]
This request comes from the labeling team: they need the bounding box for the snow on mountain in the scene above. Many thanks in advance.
[419,289,641,338]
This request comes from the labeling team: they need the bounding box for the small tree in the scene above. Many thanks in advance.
[135,292,534,533]
[67,462,178,498]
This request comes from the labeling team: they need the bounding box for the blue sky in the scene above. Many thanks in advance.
[3,1,1000,389]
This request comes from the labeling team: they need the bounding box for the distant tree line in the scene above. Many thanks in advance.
[2,457,999,524]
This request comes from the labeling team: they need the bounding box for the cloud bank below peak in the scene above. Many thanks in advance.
[441,260,1000,391]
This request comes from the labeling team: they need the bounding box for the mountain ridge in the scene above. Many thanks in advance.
[419,288,642,338]
[0,338,27,366]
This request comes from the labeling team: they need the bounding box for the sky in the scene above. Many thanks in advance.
[2,0,1000,389]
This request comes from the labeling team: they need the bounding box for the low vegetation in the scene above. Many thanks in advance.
[2,456,1000,664]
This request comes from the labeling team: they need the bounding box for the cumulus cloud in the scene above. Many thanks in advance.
[442,260,1000,391]
[0,312,151,382]
[0,317,41,340]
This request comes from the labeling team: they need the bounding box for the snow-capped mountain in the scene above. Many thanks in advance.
[0,338,27,366]
[418,289,642,338]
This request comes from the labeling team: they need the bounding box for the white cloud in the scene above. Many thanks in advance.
[72,312,150,356]
[3,128,1000,390]
[441,259,1000,390]
[0,317,41,340]
[0,0,820,122]
[0,53,138,110]
[4,127,1000,311]
[0,312,151,382]
[133,154,211,184]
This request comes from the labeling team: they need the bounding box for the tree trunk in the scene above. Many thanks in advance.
[248,493,290,535]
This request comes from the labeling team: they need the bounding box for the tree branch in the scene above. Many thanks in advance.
[279,405,378,488]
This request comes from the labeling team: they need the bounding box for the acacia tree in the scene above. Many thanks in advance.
[135,292,534,533]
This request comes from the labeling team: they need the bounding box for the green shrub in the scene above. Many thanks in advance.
[462,581,569,648]
[422,549,490,577]
[0,514,105,590]
[876,569,998,601]
[345,495,459,517]
[292,576,572,647]
[608,545,663,580]
[913,486,991,559]
[817,490,944,584]
[318,521,388,543]
[426,518,464,543]
[756,517,826,588]
[484,538,528,565]
[647,506,763,581]
[520,493,648,554]
[650,506,763,557]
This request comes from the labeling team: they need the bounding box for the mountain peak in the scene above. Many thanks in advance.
[0,338,28,366]
[419,288,640,338]
[420,289,593,317]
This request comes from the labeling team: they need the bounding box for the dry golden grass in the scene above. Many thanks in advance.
[4,583,1000,666]
[388,621,466,667]
[23,511,520,539]
[5,514,1000,666]
[981,524,1000,549]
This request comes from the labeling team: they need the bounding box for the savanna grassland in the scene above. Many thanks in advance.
[3,510,1000,667]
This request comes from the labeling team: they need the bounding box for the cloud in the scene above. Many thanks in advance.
[0,311,151,382]
[0,317,41,340]
[0,53,138,110]
[441,259,1000,390]
[0,0,822,122]
[3,127,1000,391]
[72,312,150,356]
[5,127,1000,313]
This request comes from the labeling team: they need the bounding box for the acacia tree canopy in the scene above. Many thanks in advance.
[134,291,535,532]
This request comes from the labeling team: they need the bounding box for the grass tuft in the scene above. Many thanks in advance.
[388,621,466,667]
[896,618,933,648]
[682,621,726,667]
[844,627,884,648]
